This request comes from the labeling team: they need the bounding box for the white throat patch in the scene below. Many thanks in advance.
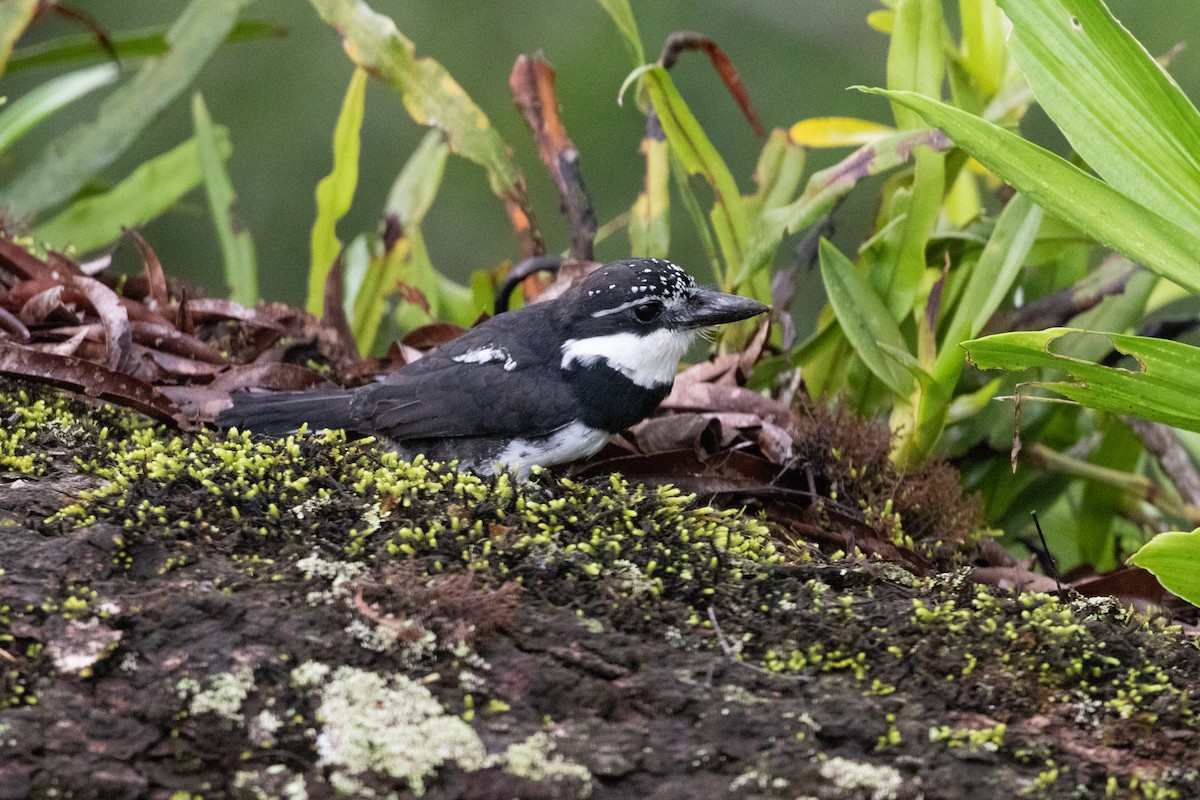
[560,327,693,388]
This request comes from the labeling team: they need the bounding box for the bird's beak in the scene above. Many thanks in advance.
[676,287,770,330]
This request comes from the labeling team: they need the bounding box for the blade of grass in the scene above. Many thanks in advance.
[866,88,1200,296]
[0,0,254,219]
[0,62,118,155]
[886,0,945,130]
[192,93,257,306]
[34,131,230,252]
[308,66,367,316]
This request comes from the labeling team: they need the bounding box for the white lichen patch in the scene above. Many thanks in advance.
[308,665,488,796]
[178,666,255,722]
[345,617,436,664]
[293,664,593,797]
[499,732,593,790]
[250,709,283,748]
[295,552,368,605]
[47,617,122,674]
[818,756,903,800]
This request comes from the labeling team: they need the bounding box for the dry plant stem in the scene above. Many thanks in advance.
[983,254,1140,335]
[1024,441,1200,526]
[1126,417,1200,509]
[659,32,764,137]
[509,53,597,262]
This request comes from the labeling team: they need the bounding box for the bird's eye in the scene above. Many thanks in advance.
[633,300,664,323]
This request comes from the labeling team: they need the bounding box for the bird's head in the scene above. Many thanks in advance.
[557,258,769,389]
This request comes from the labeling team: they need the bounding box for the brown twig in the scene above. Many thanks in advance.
[984,254,1140,335]
[509,53,597,263]
[1126,418,1200,510]
[321,248,358,360]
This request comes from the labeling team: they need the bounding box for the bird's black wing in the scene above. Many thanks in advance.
[355,306,576,442]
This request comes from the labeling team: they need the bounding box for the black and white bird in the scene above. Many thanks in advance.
[217,258,767,476]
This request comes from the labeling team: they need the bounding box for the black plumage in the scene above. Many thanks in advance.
[218,259,767,474]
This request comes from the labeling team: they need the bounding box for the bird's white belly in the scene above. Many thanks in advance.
[490,421,612,478]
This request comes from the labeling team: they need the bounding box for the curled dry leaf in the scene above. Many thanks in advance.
[0,342,185,426]
[124,227,170,312]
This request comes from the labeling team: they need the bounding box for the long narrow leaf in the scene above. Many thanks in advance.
[745,127,951,282]
[308,0,538,254]
[868,89,1200,296]
[1000,0,1200,234]
[192,93,257,306]
[935,192,1043,382]
[629,122,670,258]
[886,0,945,130]
[7,20,286,74]
[642,66,748,287]
[595,0,645,69]
[34,131,231,252]
[0,62,118,155]
[308,67,367,316]
[354,130,450,351]
[0,0,253,218]
[819,239,913,397]
[963,328,1200,432]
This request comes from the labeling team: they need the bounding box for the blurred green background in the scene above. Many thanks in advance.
[4,0,1199,314]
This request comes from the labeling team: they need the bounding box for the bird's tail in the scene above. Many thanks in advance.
[216,388,356,436]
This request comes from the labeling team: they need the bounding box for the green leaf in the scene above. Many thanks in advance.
[642,66,748,287]
[308,66,367,316]
[1128,528,1200,607]
[0,63,119,156]
[748,128,806,217]
[595,0,645,69]
[962,327,1200,432]
[868,88,1200,296]
[746,128,951,283]
[819,239,913,398]
[353,129,451,351]
[1077,418,1140,571]
[7,20,286,74]
[629,130,670,259]
[0,0,36,75]
[33,131,230,252]
[999,0,1200,235]
[886,0,945,130]
[192,93,257,306]
[958,0,1005,97]
[0,0,254,218]
[308,0,534,242]
[935,192,1043,383]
